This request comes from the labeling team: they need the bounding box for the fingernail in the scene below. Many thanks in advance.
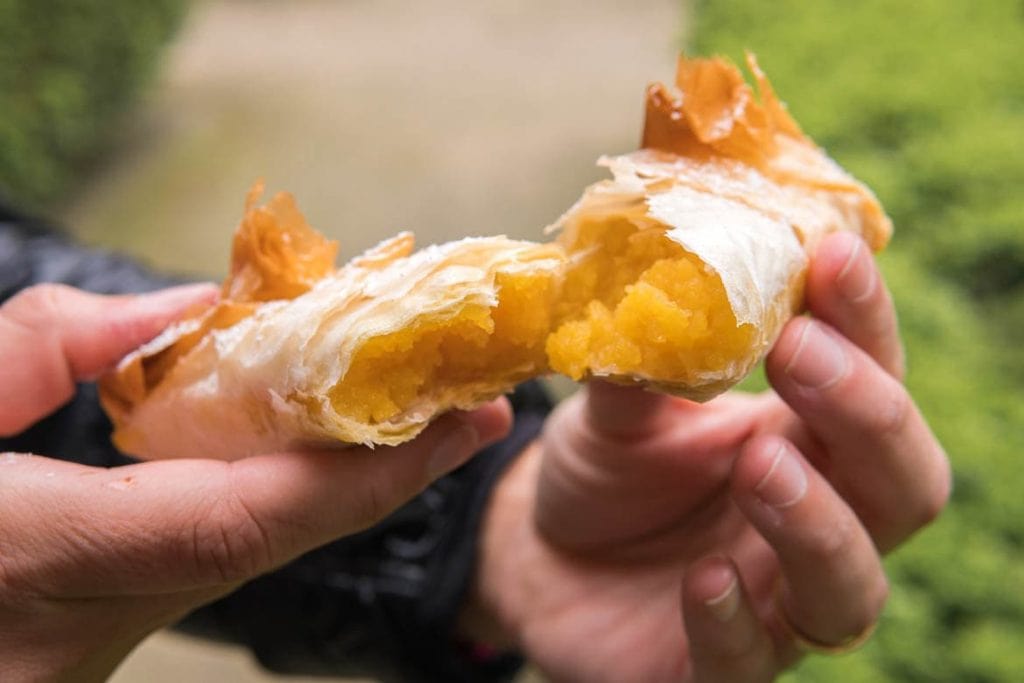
[784,320,848,389]
[428,424,479,479]
[755,443,807,509]
[836,237,877,304]
[705,574,740,622]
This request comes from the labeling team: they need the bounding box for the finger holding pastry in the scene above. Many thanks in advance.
[0,282,219,435]
[804,231,905,378]
[765,235,951,552]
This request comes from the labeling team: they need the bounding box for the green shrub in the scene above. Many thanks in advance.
[695,1,1024,680]
[0,0,188,210]
[693,0,1024,371]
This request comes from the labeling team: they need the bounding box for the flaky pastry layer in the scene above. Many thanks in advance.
[100,54,891,459]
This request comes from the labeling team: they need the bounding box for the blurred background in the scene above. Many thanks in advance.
[2,0,1022,681]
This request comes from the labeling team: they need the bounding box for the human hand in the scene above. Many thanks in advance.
[468,232,950,682]
[0,284,511,683]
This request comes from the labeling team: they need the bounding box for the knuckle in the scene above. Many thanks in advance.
[805,514,856,567]
[862,382,912,437]
[711,623,763,661]
[187,496,273,585]
[7,284,71,324]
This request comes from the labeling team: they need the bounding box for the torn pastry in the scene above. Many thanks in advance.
[100,187,563,457]
[545,53,891,399]
[100,54,891,459]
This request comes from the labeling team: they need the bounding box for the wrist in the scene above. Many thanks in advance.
[0,590,207,683]
[0,623,131,683]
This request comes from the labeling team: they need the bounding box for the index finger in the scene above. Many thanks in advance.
[805,232,904,379]
[0,283,217,436]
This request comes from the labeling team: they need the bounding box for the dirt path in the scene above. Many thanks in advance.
[64,0,685,276]
[94,1,687,680]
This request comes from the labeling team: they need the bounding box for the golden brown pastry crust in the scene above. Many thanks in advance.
[101,215,562,457]
[99,55,892,460]
[544,54,890,398]
[641,53,890,251]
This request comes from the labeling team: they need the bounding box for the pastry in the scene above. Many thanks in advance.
[100,54,891,459]
[545,54,890,398]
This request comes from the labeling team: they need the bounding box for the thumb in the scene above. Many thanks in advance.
[0,283,218,435]
[583,380,678,439]
[0,402,512,598]
[228,398,515,565]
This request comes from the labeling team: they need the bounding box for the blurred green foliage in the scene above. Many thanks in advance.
[0,0,188,210]
[695,0,1023,680]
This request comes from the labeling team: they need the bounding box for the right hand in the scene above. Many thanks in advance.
[468,233,949,682]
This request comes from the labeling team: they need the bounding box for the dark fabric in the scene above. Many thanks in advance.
[0,207,550,681]
[0,205,181,302]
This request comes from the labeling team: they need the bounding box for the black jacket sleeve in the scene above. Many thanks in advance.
[0,206,548,682]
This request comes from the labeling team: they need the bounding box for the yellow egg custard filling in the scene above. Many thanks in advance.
[329,270,556,424]
[547,215,755,385]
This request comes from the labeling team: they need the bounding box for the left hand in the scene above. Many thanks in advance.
[0,283,511,682]
[466,232,950,682]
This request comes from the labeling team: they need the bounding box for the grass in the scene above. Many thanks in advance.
[694,1,1024,680]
